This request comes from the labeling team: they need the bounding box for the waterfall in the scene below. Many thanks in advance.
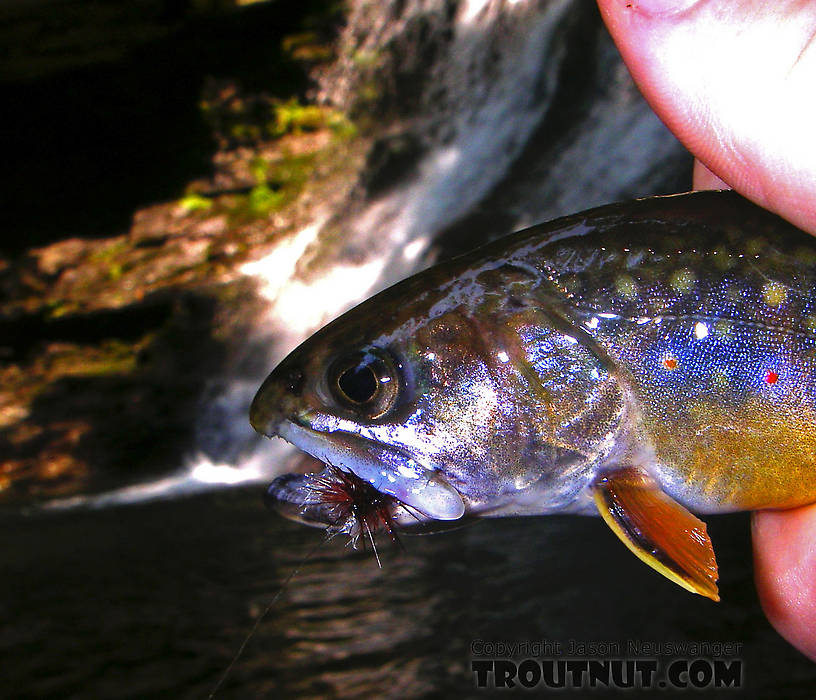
[46,0,689,508]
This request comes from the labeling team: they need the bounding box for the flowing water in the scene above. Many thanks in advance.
[188,0,692,494]
[5,491,816,698]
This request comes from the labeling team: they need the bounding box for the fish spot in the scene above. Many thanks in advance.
[615,274,638,300]
[662,357,678,370]
[746,237,767,256]
[762,281,788,307]
[669,268,696,293]
[712,247,734,270]
[694,322,709,340]
[795,246,816,265]
[765,370,779,385]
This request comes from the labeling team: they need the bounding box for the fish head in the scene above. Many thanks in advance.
[251,260,626,532]
[250,287,470,528]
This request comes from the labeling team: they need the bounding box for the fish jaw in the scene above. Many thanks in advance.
[252,393,465,523]
[276,419,465,520]
[264,471,334,528]
[264,467,431,532]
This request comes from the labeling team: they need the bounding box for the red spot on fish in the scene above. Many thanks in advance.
[663,357,678,370]
[765,370,778,384]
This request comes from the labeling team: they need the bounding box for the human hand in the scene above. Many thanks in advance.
[596,0,816,661]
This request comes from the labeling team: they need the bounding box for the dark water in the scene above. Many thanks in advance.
[3,488,815,698]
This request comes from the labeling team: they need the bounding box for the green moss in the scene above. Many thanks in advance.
[47,340,138,379]
[248,184,285,215]
[327,111,357,140]
[227,150,319,221]
[282,31,316,53]
[249,156,269,184]
[270,98,326,137]
[351,49,380,69]
[44,299,72,319]
[230,99,350,143]
[178,193,214,213]
[267,99,356,140]
[107,263,123,282]
[230,123,261,142]
[89,239,129,264]
[269,151,315,188]
[281,31,333,62]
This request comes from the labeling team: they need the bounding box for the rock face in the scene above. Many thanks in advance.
[0,0,689,507]
[0,0,358,504]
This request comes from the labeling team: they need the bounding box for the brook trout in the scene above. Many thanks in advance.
[250,191,816,601]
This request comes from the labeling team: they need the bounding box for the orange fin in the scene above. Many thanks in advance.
[592,466,720,601]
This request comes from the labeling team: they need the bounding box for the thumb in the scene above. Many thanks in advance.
[752,506,816,661]
[597,0,816,235]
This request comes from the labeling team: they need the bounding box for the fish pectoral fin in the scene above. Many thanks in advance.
[592,466,719,601]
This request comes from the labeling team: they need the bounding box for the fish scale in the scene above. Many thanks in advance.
[526,205,816,514]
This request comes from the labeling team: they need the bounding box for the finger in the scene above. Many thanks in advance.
[752,506,816,661]
[597,0,816,235]
[692,160,730,191]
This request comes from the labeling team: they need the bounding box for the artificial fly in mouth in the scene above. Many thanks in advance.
[302,465,408,567]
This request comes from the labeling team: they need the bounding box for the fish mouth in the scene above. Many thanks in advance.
[261,417,466,524]
[265,467,421,533]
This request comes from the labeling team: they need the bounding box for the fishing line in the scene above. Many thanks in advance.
[209,465,414,697]
[207,530,338,699]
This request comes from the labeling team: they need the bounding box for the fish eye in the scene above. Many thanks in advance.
[328,348,400,419]
[338,364,377,403]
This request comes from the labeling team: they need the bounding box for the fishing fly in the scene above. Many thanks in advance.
[299,465,406,566]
